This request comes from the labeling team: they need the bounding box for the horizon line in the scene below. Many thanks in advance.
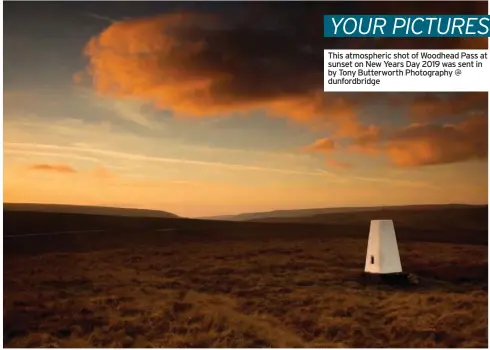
[3,201,488,219]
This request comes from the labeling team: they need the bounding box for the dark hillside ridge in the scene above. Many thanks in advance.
[246,206,488,230]
[4,207,487,256]
[201,204,485,221]
[4,203,179,219]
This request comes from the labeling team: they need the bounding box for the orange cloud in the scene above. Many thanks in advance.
[27,163,118,180]
[29,164,77,174]
[410,92,487,121]
[385,114,487,167]
[79,3,487,136]
[303,137,336,154]
[346,126,382,155]
[80,12,350,132]
[326,158,352,169]
[309,112,487,167]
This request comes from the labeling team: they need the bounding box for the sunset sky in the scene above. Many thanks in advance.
[3,1,488,217]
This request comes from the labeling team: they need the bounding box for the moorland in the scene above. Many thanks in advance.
[3,204,488,348]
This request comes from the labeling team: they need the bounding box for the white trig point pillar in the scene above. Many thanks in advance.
[365,220,402,274]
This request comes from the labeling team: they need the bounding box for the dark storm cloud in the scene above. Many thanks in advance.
[78,1,487,167]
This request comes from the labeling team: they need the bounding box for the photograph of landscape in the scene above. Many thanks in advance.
[3,1,488,348]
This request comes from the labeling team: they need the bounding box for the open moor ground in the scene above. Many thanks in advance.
[3,209,488,348]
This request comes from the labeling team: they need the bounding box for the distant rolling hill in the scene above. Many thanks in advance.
[245,205,488,231]
[3,203,180,219]
[3,207,487,256]
[200,204,486,222]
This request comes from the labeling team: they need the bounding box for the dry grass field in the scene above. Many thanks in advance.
[4,230,487,348]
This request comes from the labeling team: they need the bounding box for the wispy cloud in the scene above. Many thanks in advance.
[4,142,436,189]
[326,158,352,169]
[3,115,335,177]
[29,163,77,174]
[350,175,430,188]
[4,149,102,163]
[4,142,336,178]
[85,12,118,23]
[74,87,157,128]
